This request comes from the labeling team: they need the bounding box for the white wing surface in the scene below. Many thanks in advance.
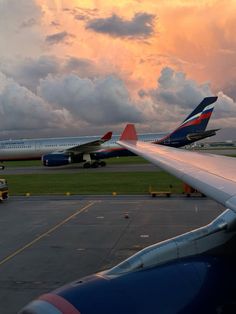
[66,131,112,153]
[117,124,236,212]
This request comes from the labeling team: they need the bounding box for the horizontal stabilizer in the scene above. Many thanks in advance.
[186,129,220,141]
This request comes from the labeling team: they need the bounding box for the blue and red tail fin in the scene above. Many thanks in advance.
[157,96,218,147]
[181,96,217,131]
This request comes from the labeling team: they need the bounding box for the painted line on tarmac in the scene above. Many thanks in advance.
[0,201,96,267]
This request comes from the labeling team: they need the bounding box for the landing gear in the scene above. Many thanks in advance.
[99,161,106,167]
[91,161,99,168]
[83,162,91,168]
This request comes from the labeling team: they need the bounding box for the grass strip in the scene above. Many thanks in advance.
[4,171,182,196]
[1,156,148,168]
[3,153,235,168]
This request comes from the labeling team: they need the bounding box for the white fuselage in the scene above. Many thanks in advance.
[0,133,166,161]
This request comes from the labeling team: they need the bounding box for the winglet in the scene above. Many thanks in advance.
[120,124,138,141]
[101,131,112,142]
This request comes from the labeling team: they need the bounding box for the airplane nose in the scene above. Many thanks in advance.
[18,293,81,314]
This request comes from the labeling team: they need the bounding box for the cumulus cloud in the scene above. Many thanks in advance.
[64,57,95,75]
[151,67,212,108]
[0,55,99,93]
[86,12,156,38]
[139,67,236,131]
[0,72,68,134]
[1,56,60,93]
[38,74,143,124]
[0,60,235,139]
[45,31,74,45]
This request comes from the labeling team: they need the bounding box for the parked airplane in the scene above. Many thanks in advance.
[0,96,218,169]
[19,124,236,313]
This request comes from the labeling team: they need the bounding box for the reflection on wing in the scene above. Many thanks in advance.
[117,124,236,212]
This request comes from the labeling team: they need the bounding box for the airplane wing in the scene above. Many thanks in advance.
[66,131,112,153]
[118,124,236,212]
[20,124,236,314]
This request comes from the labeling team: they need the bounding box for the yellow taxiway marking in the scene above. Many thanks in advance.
[0,201,96,267]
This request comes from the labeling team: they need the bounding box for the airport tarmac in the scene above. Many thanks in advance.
[0,195,224,314]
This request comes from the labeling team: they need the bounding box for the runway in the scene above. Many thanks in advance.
[0,195,224,314]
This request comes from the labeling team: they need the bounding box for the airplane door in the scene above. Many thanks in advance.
[35,142,43,153]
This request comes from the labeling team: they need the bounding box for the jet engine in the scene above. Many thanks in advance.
[42,153,72,167]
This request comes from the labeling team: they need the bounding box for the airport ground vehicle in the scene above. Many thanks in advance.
[0,178,8,200]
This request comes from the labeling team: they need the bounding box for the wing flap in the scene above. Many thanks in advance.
[117,124,236,212]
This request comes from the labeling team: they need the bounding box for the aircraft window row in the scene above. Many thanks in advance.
[44,144,76,147]
[0,145,31,149]
[45,144,60,147]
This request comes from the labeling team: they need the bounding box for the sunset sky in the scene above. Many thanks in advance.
[0,0,235,139]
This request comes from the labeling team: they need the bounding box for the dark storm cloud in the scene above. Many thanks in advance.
[38,74,144,124]
[140,67,236,129]
[0,72,67,133]
[149,67,212,109]
[0,55,99,93]
[45,31,74,45]
[1,56,61,92]
[64,57,93,72]
[86,12,156,38]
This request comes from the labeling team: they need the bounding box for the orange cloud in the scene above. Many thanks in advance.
[16,0,236,103]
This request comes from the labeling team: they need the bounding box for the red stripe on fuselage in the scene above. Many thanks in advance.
[39,293,81,314]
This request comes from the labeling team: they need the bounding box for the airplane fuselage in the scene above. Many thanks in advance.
[0,133,166,162]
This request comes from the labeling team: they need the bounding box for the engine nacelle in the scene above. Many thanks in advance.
[19,256,236,314]
[42,153,72,167]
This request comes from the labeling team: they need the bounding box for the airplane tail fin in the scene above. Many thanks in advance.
[157,96,218,147]
[181,96,217,131]
[101,131,113,142]
[119,124,138,141]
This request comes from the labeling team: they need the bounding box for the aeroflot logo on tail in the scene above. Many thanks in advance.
[179,104,214,129]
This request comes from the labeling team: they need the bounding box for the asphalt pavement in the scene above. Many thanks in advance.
[0,195,224,314]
